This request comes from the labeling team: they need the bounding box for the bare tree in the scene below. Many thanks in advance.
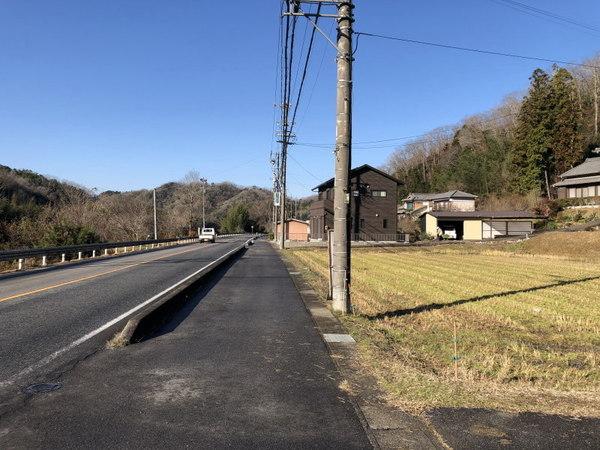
[174,171,204,236]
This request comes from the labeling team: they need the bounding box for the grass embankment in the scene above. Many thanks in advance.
[285,233,600,416]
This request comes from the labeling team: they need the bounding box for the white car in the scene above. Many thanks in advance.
[199,228,216,243]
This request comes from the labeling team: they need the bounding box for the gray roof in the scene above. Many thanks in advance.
[554,175,600,187]
[559,157,600,179]
[313,164,401,191]
[404,190,478,202]
[429,210,541,219]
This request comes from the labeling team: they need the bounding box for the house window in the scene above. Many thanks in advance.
[586,186,597,197]
[383,219,388,229]
[372,190,387,197]
[568,187,576,198]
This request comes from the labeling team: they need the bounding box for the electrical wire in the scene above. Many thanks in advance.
[295,113,518,150]
[355,32,600,70]
[295,19,336,131]
[490,0,600,35]
[289,3,323,136]
[288,153,322,181]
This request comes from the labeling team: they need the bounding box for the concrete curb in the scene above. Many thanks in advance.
[277,246,448,450]
[109,238,254,347]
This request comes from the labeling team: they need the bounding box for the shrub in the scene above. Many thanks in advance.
[39,223,101,248]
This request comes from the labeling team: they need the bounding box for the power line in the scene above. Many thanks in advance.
[295,19,336,132]
[288,153,322,181]
[490,0,600,35]
[292,4,312,93]
[355,32,600,70]
[295,113,518,150]
[289,2,322,136]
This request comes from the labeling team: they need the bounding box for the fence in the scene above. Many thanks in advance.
[351,233,410,243]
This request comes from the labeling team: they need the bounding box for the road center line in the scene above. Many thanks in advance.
[0,240,248,388]
[0,243,216,304]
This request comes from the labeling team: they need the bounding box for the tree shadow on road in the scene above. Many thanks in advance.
[363,275,600,321]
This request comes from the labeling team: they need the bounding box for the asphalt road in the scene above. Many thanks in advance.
[0,241,372,448]
[0,236,249,389]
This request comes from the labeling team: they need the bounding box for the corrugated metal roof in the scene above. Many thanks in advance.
[404,190,478,201]
[429,210,540,219]
[559,157,600,178]
[554,174,600,187]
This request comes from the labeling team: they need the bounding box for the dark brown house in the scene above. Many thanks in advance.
[309,164,400,241]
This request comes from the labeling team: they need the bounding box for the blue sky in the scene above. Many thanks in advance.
[1,0,599,197]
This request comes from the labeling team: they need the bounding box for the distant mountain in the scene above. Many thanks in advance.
[0,165,288,250]
[0,165,89,208]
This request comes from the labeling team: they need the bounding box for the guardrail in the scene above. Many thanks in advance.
[0,233,259,272]
[0,237,204,272]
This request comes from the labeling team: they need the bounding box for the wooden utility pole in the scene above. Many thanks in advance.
[594,69,599,137]
[331,0,354,314]
[153,188,158,240]
[278,102,290,249]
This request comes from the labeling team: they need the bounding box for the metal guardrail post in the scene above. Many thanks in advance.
[18,259,24,271]
[78,252,82,260]
[42,256,47,266]
[61,254,66,263]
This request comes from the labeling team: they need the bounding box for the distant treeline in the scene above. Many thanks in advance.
[0,167,276,250]
[387,56,600,209]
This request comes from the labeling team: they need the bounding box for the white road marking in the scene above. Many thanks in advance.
[0,239,250,388]
[323,334,356,344]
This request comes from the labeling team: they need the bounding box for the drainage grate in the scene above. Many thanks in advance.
[23,382,63,395]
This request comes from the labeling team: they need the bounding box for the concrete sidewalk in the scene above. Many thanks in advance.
[0,241,373,448]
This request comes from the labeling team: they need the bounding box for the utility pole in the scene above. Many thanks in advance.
[280,0,354,313]
[331,0,354,314]
[153,188,158,240]
[271,151,281,242]
[200,177,207,229]
[278,104,291,249]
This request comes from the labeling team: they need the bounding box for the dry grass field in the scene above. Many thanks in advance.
[285,232,600,416]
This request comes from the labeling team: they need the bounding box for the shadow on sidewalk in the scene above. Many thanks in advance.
[131,251,245,343]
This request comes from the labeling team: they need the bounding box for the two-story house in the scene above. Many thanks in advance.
[309,164,400,241]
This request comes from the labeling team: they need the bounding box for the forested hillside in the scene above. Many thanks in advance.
[387,57,600,209]
[0,166,275,250]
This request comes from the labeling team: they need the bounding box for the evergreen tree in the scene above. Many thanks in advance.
[510,69,553,194]
[220,204,249,233]
[549,67,584,177]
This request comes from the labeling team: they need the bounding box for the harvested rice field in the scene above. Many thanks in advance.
[284,235,600,416]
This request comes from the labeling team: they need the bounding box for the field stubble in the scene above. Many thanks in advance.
[286,238,600,416]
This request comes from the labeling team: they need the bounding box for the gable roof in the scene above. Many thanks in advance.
[312,164,401,191]
[429,210,541,219]
[403,190,478,202]
[554,175,600,187]
[559,157,600,179]
[276,218,309,225]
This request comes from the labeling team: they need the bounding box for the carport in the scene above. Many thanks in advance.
[437,220,464,240]
[423,211,541,240]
